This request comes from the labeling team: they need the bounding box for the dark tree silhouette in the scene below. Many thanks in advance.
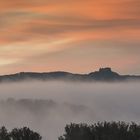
[10,127,42,140]
[0,126,10,140]
[59,122,140,140]
[0,127,42,140]
[2,122,140,140]
[59,124,93,140]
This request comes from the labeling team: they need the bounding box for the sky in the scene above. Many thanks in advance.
[0,0,140,75]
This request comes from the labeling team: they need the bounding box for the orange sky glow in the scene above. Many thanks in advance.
[0,0,140,74]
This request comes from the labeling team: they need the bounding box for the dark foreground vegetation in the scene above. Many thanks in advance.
[0,126,42,140]
[59,122,140,140]
[1,122,140,140]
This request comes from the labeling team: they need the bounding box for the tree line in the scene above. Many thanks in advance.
[59,122,140,140]
[1,122,140,140]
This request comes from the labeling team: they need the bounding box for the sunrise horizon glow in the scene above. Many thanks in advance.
[0,0,140,75]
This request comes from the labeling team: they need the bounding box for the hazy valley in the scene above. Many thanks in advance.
[0,80,140,140]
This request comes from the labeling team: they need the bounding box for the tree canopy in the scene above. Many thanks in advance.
[59,122,140,140]
[1,122,140,140]
[0,126,42,140]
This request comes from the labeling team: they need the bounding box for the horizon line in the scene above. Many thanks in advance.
[0,67,139,77]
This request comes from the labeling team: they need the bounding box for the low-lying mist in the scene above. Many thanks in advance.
[0,81,140,140]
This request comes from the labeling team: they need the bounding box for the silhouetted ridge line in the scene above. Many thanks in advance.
[0,68,140,82]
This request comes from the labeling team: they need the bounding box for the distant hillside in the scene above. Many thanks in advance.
[0,68,140,82]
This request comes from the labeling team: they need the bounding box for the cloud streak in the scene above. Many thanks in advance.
[0,0,140,74]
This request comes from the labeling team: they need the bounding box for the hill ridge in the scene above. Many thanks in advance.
[0,67,140,82]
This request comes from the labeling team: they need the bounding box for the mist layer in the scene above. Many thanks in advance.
[0,81,140,140]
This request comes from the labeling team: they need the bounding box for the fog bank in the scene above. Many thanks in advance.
[0,81,140,140]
